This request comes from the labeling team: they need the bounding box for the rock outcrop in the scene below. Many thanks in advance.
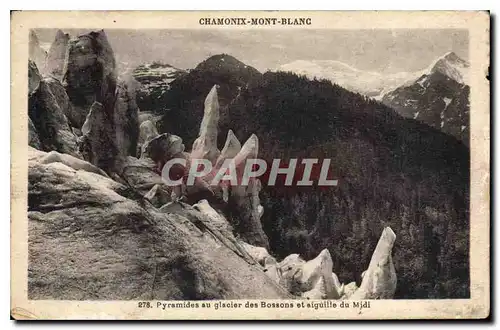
[295,249,340,299]
[177,200,259,267]
[28,118,41,149]
[79,101,118,171]
[28,62,42,150]
[29,30,47,72]
[350,227,397,299]
[70,35,140,173]
[140,133,185,167]
[277,254,306,294]
[45,29,70,80]
[331,272,344,296]
[28,73,80,157]
[215,129,241,169]
[137,120,159,156]
[302,276,329,300]
[29,146,107,178]
[119,156,172,207]
[235,227,397,300]
[28,60,41,95]
[63,30,117,128]
[28,60,77,154]
[192,199,234,236]
[28,149,291,300]
[240,240,272,266]
[262,257,282,284]
[342,282,358,299]
[165,86,270,249]
[263,227,397,300]
[79,89,139,174]
[113,81,140,158]
[191,85,221,164]
[274,249,340,299]
[44,77,74,128]
[228,134,269,249]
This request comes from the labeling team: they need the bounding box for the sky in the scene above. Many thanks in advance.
[34,28,468,74]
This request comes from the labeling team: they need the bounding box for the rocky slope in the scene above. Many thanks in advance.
[28,146,292,300]
[28,32,397,300]
[381,52,470,145]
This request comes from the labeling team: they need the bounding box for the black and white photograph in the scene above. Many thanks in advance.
[11,11,490,320]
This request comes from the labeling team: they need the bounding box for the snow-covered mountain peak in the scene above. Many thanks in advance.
[132,62,187,98]
[133,62,185,82]
[428,52,469,85]
[381,51,470,145]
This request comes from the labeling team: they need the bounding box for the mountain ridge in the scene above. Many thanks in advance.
[276,52,469,99]
[381,52,470,144]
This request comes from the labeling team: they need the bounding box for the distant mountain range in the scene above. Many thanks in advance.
[277,52,470,144]
[381,52,469,144]
[277,60,425,98]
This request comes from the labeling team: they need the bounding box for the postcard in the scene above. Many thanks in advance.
[10,10,490,320]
